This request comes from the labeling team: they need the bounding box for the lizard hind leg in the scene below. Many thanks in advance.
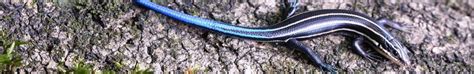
[286,39,336,72]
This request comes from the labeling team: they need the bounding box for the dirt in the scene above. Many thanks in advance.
[0,0,472,73]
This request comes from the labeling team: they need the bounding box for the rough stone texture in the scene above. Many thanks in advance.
[0,0,472,73]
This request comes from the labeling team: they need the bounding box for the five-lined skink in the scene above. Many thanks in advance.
[135,0,411,72]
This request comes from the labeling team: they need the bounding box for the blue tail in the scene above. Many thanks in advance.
[135,0,271,39]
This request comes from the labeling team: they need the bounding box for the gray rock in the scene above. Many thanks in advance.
[0,0,472,72]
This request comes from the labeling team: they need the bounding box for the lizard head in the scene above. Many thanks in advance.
[376,37,411,67]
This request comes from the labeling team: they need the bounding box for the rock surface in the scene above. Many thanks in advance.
[0,0,472,72]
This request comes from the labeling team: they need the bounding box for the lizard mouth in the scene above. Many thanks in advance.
[379,38,411,66]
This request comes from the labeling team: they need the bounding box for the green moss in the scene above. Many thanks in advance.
[132,65,153,74]
[0,30,28,72]
[72,60,93,74]
[113,61,123,69]
[57,61,67,72]
[58,58,94,74]
[102,70,116,74]
[3,16,12,21]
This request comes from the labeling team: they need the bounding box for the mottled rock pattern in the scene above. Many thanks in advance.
[0,0,472,72]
